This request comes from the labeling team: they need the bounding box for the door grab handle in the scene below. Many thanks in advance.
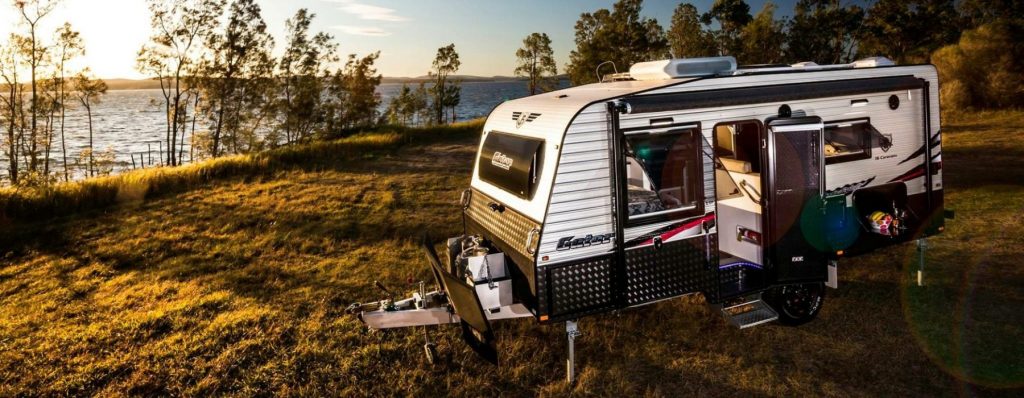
[739,180,763,205]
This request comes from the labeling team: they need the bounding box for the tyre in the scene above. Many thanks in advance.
[763,282,826,326]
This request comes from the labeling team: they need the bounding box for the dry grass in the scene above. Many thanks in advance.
[0,121,481,225]
[0,114,1021,396]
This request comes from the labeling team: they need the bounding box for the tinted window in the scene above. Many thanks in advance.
[478,131,543,199]
[624,128,703,223]
[824,120,874,164]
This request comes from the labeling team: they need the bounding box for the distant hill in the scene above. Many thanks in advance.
[103,75,570,90]
[382,75,523,84]
[103,79,165,91]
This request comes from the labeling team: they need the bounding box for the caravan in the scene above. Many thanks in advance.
[348,56,948,382]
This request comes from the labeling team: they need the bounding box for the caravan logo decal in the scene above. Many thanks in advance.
[512,112,541,128]
[556,234,614,251]
[491,152,514,170]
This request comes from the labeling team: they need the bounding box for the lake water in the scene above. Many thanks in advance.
[5,80,566,181]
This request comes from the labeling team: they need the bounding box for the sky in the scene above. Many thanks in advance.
[0,0,812,80]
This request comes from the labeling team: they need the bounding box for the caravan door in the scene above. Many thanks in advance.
[764,118,828,284]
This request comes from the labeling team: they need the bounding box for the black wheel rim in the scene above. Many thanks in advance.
[780,283,822,320]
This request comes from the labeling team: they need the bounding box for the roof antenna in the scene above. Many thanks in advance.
[596,61,618,83]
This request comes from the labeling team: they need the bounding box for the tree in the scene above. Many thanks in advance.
[52,23,83,181]
[277,8,338,145]
[785,0,864,64]
[668,3,716,58]
[14,0,59,173]
[739,1,786,64]
[409,83,430,125]
[514,33,558,95]
[137,0,225,167]
[72,70,107,177]
[430,44,460,125]
[701,0,752,58]
[958,0,1024,30]
[41,70,58,178]
[566,0,668,85]
[859,0,960,64]
[326,52,382,131]
[0,35,28,184]
[198,0,275,157]
[442,80,461,123]
[384,84,411,125]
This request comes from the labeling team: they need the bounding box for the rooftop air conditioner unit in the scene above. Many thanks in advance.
[852,57,896,68]
[629,57,737,80]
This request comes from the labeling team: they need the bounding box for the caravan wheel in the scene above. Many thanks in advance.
[764,283,825,326]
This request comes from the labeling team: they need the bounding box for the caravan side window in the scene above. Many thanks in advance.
[824,120,873,164]
[478,131,544,199]
[624,127,704,224]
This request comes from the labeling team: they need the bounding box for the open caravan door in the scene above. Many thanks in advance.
[763,118,829,285]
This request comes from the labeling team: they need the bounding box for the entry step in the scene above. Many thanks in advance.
[721,299,778,329]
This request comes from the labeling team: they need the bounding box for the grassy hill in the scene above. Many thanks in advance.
[0,114,1022,396]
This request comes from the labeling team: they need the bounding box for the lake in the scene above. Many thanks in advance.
[4,80,566,181]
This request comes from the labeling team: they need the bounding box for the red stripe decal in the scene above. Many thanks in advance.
[640,214,717,246]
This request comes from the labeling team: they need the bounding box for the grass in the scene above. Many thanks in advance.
[0,113,1022,396]
[0,121,481,225]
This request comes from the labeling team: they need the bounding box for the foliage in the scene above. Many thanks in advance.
[384,83,431,126]
[137,0,226,167]
[53,22,84,182]
[71,70,108,178]
[958,0,1024,29]
[276,8,338,145]
[667,3,716,59]
[514,33,558,95]
[785,0,864,64]
[14,0,59,175]
[196,0,276,158]
[738,2,785,65]
[430,44,460,125]
[566,0,668,85]
[325,52,384,132]
[0,38,25,184]
[700,0,752,57]
[932,22,1024,111]
[859,0,960,64]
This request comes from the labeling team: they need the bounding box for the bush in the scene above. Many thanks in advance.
[932,22,1024,114]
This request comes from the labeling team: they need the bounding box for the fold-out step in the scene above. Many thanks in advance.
[721,299,778,329]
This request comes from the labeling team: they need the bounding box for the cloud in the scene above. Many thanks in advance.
[332,25,391,37]
[324,0,409,22]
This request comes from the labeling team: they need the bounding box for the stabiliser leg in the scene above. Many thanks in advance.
[566,320,581,385]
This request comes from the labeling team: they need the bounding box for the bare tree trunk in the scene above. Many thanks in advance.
[185,94,198,164]
[43,107,53,177]
[212,96,225,157]
[29,29,38,173]
[86,102,94,177]
[60,89,68,181]
[59,61,69,182]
